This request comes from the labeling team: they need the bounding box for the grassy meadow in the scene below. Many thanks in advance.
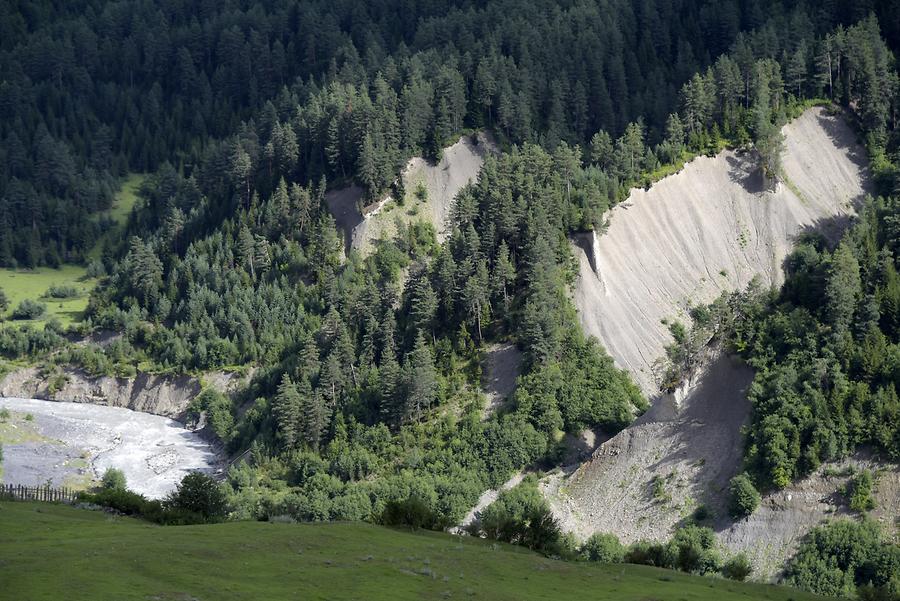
[0,501,836,601]
[0,174,143,328]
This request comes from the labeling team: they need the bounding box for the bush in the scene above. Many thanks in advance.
[669,525,720,574]
[0,288,8,312]
[11,299,46,320]
[380,495,439,530]
[847,469,876,513]
[80,487,149,516]
[45,285,78,299]
[692,503,711,522]
[0,408,9,421]
[626,526,721,575]
[580,532,625,563]
[728,473,761,518]
[80,481,210,525]
[166,472,227,522]
[471,479,563,556]
[722,553,753,581]
[101,467,127,491]
[188,388,235,443]
[86,260,107,278]
[785,519,900,598]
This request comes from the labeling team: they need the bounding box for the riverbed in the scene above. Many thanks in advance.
[0,397,220,498]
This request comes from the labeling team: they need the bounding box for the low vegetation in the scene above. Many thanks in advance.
[0,265,95,327]
[79,472,227,526]
[785,520,900,599]
[728,473,761,519]
[0,500,835,601]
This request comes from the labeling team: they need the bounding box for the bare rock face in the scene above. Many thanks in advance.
[547,108,882,579]
[0,367,203,420]
[326,132,498,257]
[572,107,870,395]
[543,352,753,546]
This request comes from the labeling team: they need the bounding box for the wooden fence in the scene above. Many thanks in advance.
[0,483,79,503]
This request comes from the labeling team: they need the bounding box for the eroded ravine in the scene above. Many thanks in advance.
[548,107,876,578]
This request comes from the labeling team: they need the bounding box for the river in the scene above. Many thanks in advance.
[0,397,220,498]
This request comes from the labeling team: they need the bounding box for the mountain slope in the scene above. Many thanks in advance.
[572,107,870,395]
[548,107,880,578]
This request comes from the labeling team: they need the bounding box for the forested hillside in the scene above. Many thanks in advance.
[1,0,900,597]
[2,0,898,266]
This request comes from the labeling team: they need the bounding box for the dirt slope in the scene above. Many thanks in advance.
[718,455,900,579]
[326,133,496,256]
[543,352,753,545]
[481,342,522,419]
[547,108,883,579]
[572,107,870,395]
[0,366,245,421]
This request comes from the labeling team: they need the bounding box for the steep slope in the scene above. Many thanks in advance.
[543,352,753,543]
[327,133,497,256]
[572,107,869,395]
[548,107,876,578]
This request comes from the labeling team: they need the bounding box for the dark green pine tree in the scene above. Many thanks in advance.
[273,374,302,450]
[358,130,379,200]
[492,240,516,308]
[298,378,330,451]
[405,331,437,421]
[409,270,438,340]
[378,347,402,425]
[127,236,163,307]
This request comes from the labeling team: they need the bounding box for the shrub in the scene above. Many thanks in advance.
[471,479,563,556]
[722,553,753,581]
[580,532,625,563]
[78,487,207,525]
[669,525,721,574]
[86,260,107,278]
[188,388,235,443]
[101,467,127,491]
[380,495,438,530]
[692,503,711,522]
[785,519,899,598]
[45,285,78,299]
[728,473,761,518]
[0,288,8,312]
[0,408,9,421]
[80,487,149,516]
[651,475,669,502]
[847,469,876,513]
[414,181,428,201]
[166,472,227,522]
[11,299,46,320]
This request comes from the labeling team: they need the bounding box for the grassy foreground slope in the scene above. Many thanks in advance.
[0,503,833,601]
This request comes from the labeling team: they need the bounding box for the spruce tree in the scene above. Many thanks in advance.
[273,374,302,450]
[405,332,437,421]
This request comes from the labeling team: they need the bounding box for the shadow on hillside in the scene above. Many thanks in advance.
[814,110,870,174]
[726,152,767,194]
[324,185,365,254]
[640,355,754,531]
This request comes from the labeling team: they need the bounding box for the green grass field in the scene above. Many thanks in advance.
[88,172,144,261]
[0,264,96,327]
[0,502,834,601]
[0,175,144,329]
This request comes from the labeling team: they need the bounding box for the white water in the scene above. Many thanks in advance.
[0,397,219,498]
